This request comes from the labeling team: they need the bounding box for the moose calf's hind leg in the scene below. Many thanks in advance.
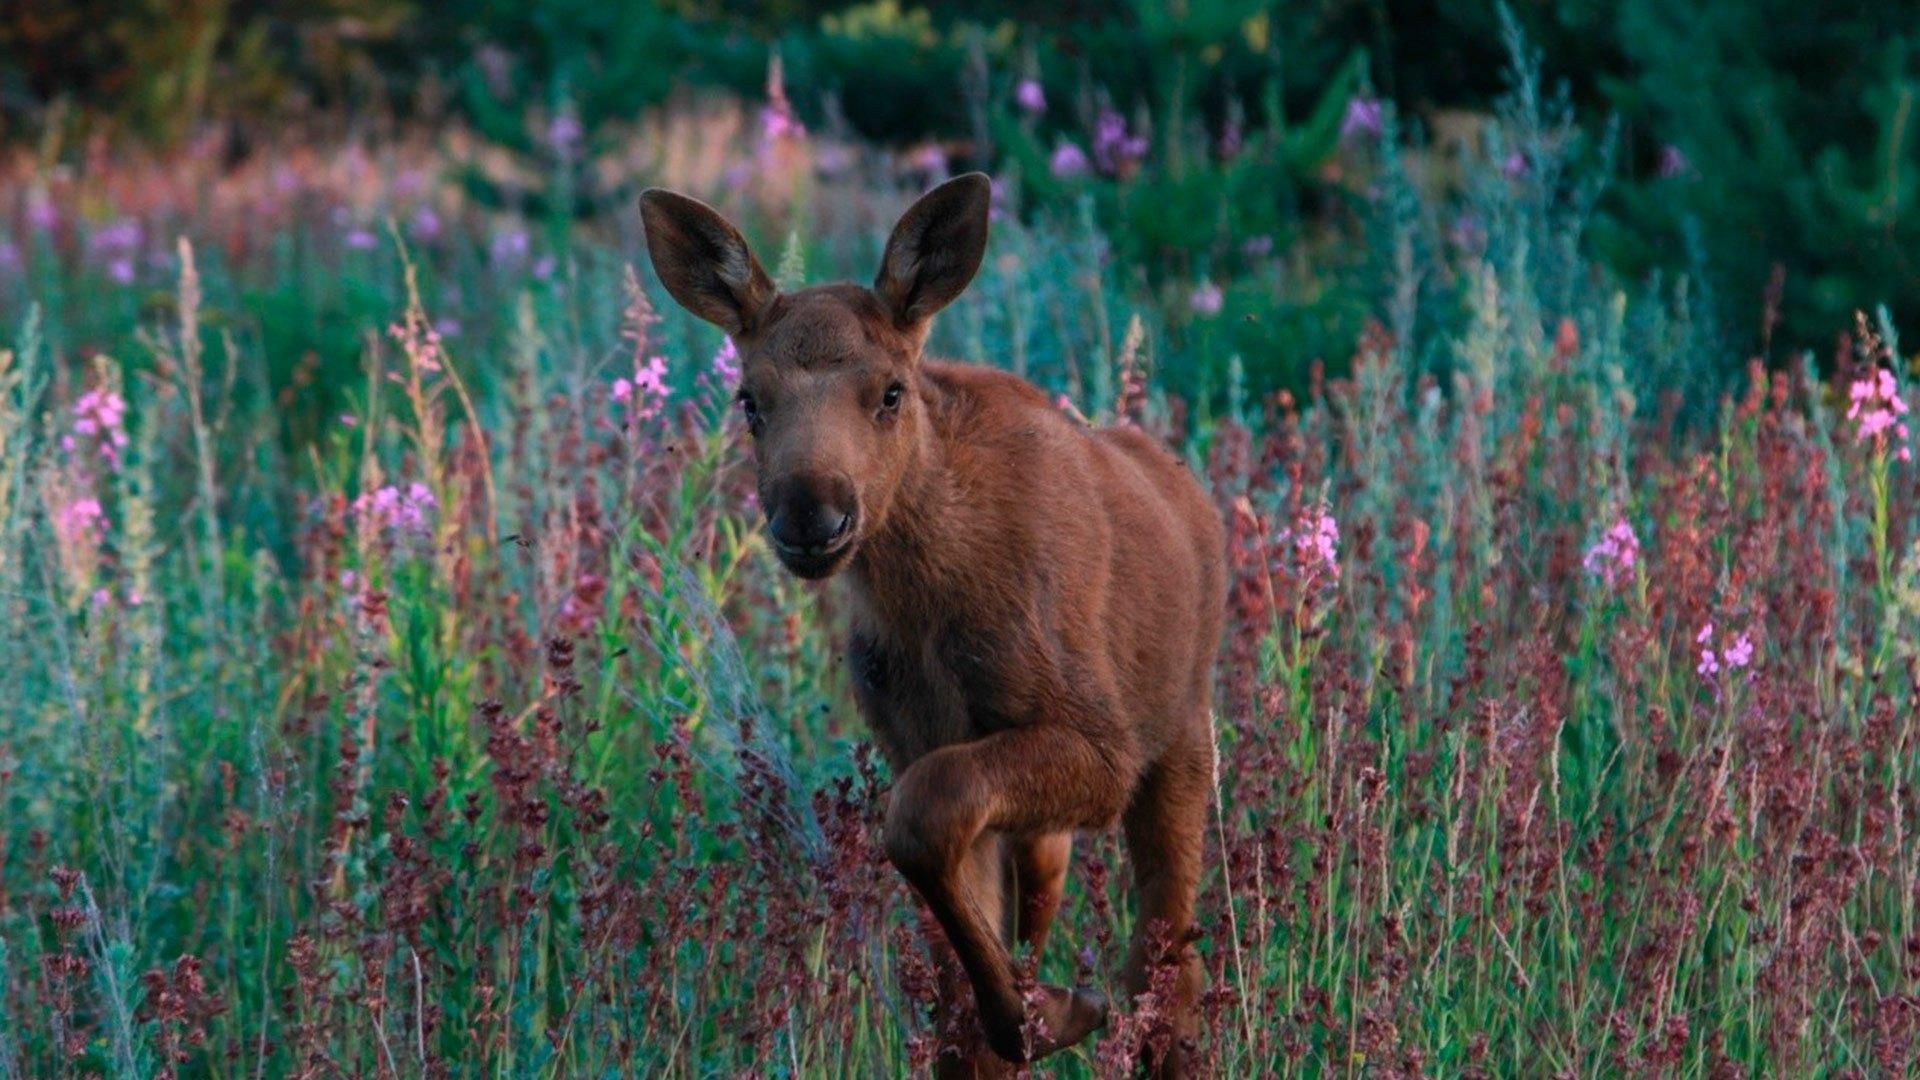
[1012,832,1072,956]
[885,728,1124,1064]
[1120,733,1212,1078]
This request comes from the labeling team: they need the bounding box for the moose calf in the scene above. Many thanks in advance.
[641,173,1225,1075]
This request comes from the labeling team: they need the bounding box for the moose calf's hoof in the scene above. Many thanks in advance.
[986,984,1108,1064]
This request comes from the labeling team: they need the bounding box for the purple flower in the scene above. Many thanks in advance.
[1278,501,1341,591]
[1049,141,1091,180]
[1016,79,1046,116]
[1340,97,1384,142]
[71,388,131,470]
[0,238,21,275]
[1449,213,1488,256]
[408,206,443,242]
[1241,235,1274,260]
[27,195,58,233]
[1091,110,1149,176]
[1189,281,1224,318]
[533,255,557,281]
[489,227,530,267]
[1657,144,1691,179]
[344,228,379,251]
[1500,151,1530,179]
[54,496,107,546]
[547,111,584,158]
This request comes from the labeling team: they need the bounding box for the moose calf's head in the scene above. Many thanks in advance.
[640,174,991,579]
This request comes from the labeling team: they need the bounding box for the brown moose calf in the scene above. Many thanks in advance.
[640,173,1225,1076]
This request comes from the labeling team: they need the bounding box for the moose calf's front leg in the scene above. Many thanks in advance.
[885,725,1129,1063]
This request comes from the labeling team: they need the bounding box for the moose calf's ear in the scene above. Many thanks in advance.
[639,189,777,336]
[873,172,992,330]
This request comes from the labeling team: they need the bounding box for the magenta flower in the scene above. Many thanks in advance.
[54,496,107,547]
[1016,79,1046,116]
[1696,622,1755,683]
[352,482,437,535]
[71,388,131,469]
[1279,501,1341,591]
[344,228,378,251]
[1847,367,1912,461]
[1582,517,1640,587]
[711,338,741,387]
[1500,152,1529,179]
[614,355,670,423]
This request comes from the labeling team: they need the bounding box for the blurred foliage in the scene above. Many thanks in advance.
[2,0,1916,354]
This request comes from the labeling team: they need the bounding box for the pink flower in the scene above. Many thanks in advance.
[1016,79,1047,116]
[615,355,670,423]
[352,483,436,535]
[55,496,107,546]
[1278,501,1341,591]
[1847,366,1912,461]
[1500,151,1529,179]
[1696,623,1755,683]
[71,388,131,470]
[711,338,741,387]
[1657,144,1691,179]
[1582,517,1640,587]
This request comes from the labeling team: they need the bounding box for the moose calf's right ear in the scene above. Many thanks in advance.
[639,189,776,336]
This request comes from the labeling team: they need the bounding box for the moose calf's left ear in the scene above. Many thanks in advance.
[873,172,992,330]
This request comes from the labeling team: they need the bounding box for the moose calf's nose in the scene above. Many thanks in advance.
[767,474,857,553]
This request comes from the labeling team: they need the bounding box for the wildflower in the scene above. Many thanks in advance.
[0,238,20,275]
[343,228,378,251]
[547,110,584,158]
[533,255,557,281]
[408,206,443,242]
[1049,141,1091,180]
[1657,144,1691,179]
[907,143,948,177]
[1582,517,1640,587]
[760,58,806,147]
[614,355,670,423]
[489,227,530,267]
[27,193,58,232]
[1500,151,1530,179]
[1189,281,1224,318]
[1449,213,1487,256]
[1847,367,1912,461]
[71,388,131,469]
[1275,500,1341,592]
[1696,622,1755,683]
[388,315,445,374]
[1241,235,1274,260]
[1091,110,1148,176]
[352,483,436,535]
[1016,79,1046,116]
[1340,96,1384,142]
[1216,117,1243,160]
[54,496,107,546]
[711,338,741,387]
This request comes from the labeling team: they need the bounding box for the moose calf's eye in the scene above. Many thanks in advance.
[882,383,905,412]
[737,392,762,432]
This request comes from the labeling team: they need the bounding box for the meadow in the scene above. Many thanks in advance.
[2,60,1919,1079]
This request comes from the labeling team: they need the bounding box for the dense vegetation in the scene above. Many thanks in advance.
[2,6,1919,1077]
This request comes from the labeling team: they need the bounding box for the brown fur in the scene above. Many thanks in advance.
[641,174,1226,1075]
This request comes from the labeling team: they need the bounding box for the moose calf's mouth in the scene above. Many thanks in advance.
[770,513,857,578]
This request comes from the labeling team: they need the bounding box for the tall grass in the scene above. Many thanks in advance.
[2,77,1918,1077]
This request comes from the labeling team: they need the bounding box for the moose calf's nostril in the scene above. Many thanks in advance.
[768,480,857,555]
